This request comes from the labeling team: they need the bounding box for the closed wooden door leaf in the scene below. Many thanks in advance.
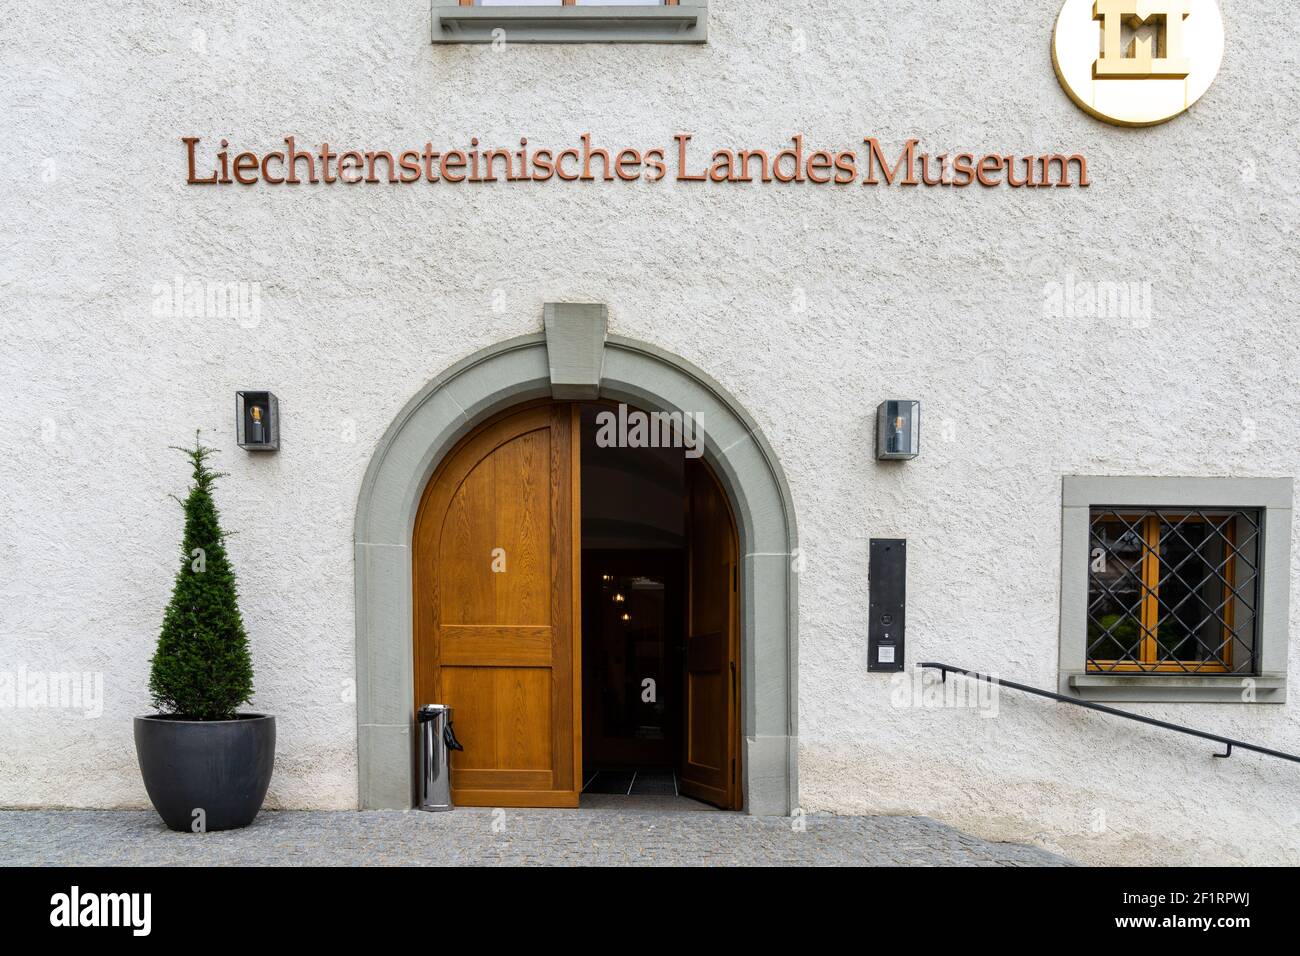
[414,404,582,807]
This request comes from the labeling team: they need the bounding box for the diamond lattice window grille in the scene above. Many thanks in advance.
[1086,508,1260,674]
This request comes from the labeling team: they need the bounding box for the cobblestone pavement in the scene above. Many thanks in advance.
[0,804,1073,866]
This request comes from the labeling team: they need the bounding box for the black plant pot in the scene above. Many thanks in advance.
[134,714,275,832]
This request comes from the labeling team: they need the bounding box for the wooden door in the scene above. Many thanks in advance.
[680,460,740,809]
[413,403,582,808]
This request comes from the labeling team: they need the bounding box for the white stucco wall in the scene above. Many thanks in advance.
[3,0,1298,864]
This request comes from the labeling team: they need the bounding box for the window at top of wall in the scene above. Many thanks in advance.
[1087,509,1260,675]
[473,1,676,5]
[433,0,708,44]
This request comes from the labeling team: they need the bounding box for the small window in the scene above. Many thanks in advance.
[1087,509,1259,674]
[470,1,677,5]
[1059,476,1292,703]
[434,0,707,44]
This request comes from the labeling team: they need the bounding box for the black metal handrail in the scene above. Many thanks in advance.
[918,662,1300,765]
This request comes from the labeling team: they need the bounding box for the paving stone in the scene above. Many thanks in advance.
[0,806,1074,866]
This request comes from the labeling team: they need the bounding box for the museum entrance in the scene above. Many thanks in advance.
[412,399,741,811]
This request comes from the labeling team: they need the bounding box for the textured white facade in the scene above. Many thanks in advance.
[3,1,1298,865]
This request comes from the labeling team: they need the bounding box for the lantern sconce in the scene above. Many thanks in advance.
[236,391,279,452]
[875,400,919,460]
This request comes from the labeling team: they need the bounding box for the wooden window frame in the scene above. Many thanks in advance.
[1059,476,1292,704]
[1087,511,1248,674]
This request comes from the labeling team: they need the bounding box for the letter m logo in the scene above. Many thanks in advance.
[1093,0,1192,79]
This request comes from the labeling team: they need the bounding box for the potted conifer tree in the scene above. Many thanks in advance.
[134,433,274,832]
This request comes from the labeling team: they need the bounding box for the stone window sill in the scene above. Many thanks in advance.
[431,4,708,44]
[1065,673,1286,704]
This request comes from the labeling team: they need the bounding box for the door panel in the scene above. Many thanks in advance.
[414,403,582,808]
[680,460,740,809]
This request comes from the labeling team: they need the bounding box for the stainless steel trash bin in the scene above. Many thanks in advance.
[417,704,463,812]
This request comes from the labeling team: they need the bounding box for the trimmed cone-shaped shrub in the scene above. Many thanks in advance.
[148,433,254,720]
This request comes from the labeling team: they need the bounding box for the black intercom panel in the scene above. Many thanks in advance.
[868,538,906,672]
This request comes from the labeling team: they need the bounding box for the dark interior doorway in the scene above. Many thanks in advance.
[578,401,741,809]
[578,402,731,806]
[578,403,686,797]
[580,552,683,793]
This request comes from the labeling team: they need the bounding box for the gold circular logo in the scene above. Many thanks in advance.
[1052,0,1225,127]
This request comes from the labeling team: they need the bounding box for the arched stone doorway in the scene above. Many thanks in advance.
[354,305,798,814]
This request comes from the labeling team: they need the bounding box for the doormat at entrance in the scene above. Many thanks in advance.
[628,771,677,796]
[582,770,679,796]
[583,771,636,794]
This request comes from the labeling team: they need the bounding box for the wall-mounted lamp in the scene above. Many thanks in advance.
[875,400,919,460]
[236,391,279,452]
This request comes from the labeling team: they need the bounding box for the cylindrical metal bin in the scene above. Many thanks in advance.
[417,704,463,812]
